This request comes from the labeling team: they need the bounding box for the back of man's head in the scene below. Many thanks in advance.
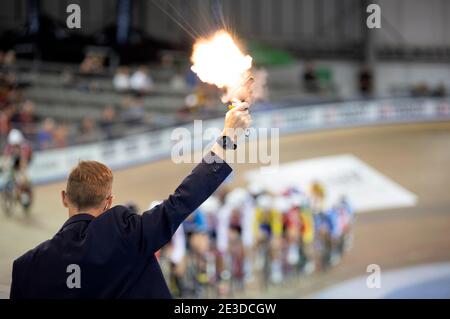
[66,161,113,210]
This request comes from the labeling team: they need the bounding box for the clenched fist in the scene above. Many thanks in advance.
[222,101,252,143]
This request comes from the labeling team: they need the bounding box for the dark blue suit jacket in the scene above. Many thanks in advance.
[10,153,231,299]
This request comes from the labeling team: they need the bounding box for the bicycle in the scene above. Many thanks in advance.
[1,169,32,217]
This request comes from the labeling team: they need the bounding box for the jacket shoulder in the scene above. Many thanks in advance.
[92,205,140,237]
[14,238,52,266]
[99,205,136,222]
[11,239,52,299]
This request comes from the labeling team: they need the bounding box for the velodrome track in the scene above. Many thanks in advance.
[1,121,450,298]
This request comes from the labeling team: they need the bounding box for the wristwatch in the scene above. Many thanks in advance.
[216,135,237,150]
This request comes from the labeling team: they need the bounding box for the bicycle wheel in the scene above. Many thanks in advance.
[20,188,33,216]
[2,181,16,217]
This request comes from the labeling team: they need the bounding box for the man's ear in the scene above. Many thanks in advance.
[104,196,113,211]
[61,190,69,208]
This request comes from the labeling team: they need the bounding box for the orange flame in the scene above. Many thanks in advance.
[191,30,252,102]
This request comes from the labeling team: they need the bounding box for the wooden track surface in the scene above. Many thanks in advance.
[1,121,450,298]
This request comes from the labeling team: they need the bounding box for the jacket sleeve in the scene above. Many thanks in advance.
[122,152,232,256]
[10,260,22,299]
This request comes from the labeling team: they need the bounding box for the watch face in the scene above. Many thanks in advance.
[218,136,236,150]
[226,136,237,150]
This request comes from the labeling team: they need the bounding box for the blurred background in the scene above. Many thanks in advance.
[0,0,449,299]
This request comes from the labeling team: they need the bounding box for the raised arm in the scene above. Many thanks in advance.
[124,102,252,255]
[138,152,231,253]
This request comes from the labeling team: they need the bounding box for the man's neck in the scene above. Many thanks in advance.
[68,208,104,218]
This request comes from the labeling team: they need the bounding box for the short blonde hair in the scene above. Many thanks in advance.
[66,161,113,210]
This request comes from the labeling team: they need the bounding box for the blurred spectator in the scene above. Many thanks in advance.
[0,73,20,108]
[78,117,99,144]
[0,113,11,149]
[302,61,319,93]
[432,83,447,97]
[170,69,187,91]
[2,50,16,68]
[53,124,69,148]
[11,100,38,137]
[121,96,145,125]
[161,52,175,68]
[113,66,130,92]
[160,52,177,81]
[79,53,104,91]
[183,93,199,112]
[99,106,116,140]
[358,64,374,96]
[80,56,94,74]
[411,82,430,97]
[130,66,154,94]
[37,118,56,150]
[80,53,105,75]
[61,68,75,88]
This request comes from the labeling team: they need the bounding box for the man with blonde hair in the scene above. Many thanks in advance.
[10,103,251,299]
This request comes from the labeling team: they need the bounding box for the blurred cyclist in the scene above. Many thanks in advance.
[2,128,33,210]
[337,195,355,252]
[168,224,187,297]
[238,188,257,284]
[282,189,302,276]
[298,195,316,274]
[221,189,247,293]
[199,196,221,297]
[183,207,210,297]
[215,192,232,295]
[310,180,326,213]
[254,194,284,285]
[326,204,343,266]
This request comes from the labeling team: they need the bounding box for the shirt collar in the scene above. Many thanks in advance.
[60,213,95,231]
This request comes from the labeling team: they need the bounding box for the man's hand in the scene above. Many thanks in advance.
[222,101,252,143]
[210,101,252,163]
